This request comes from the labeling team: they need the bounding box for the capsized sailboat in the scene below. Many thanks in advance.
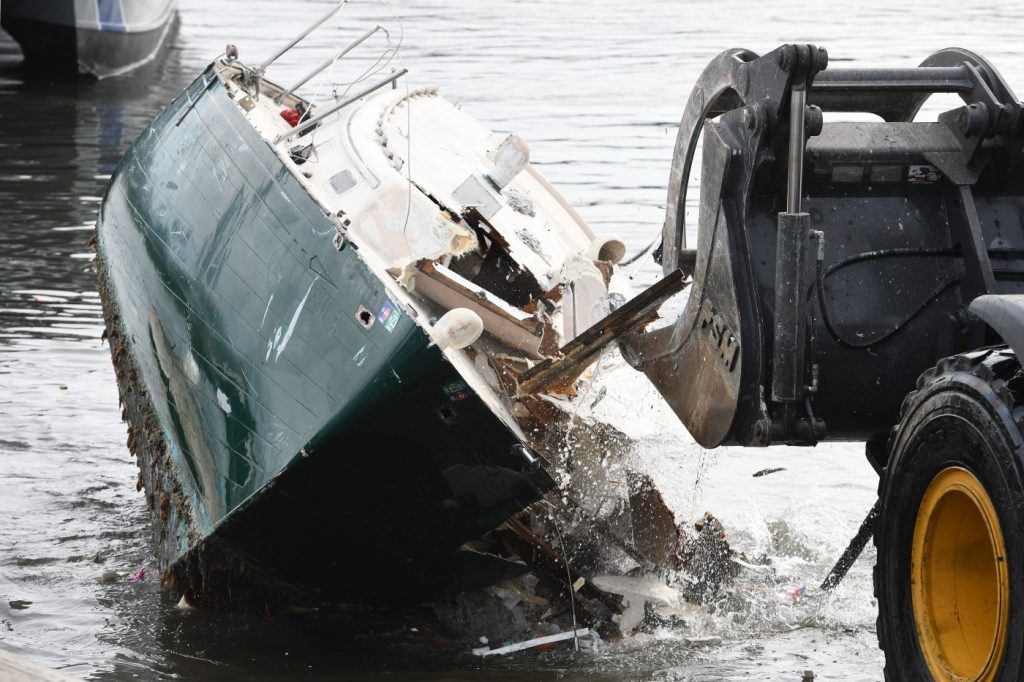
[95,8,685,605]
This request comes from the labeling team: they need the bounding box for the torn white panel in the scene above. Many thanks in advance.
[346,178,478,268]
[452,176,502,220]
[432,214,477,257]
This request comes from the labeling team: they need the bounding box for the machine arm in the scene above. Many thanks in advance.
[624,45,1024,448]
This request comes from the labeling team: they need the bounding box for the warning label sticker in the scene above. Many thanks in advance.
[378,300,401,333]
[908,165,940,184]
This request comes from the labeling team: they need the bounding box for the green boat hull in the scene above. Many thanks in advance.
[96,68,553,603]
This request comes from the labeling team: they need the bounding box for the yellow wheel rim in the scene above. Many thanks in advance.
[912,466,1009,681]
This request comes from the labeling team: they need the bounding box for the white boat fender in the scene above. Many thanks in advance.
[431,308,484,350]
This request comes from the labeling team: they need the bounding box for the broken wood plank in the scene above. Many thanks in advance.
[411,260,556,359]
[516,269,687,395]
[500,514,622,614]
[628,472,684,570]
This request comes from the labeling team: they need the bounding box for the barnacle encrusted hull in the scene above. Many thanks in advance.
[95,67,559,603]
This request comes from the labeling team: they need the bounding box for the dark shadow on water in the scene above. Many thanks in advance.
[0,19,188,342]
[89,591,626,681]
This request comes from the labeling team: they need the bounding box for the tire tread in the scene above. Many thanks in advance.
[875,345,1022,680]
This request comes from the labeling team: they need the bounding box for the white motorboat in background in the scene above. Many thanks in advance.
[1,0,176,78]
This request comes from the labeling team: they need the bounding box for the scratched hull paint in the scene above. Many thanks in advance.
[96,67,553,602]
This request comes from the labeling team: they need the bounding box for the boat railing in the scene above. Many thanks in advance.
[274,68,408,145]
[255,1,346,75]
[223,0,406,143]
[273,25,385,104]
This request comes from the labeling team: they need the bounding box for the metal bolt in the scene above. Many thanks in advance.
[959,102,989,137]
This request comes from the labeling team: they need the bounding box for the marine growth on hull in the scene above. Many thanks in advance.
[98,31,744,645]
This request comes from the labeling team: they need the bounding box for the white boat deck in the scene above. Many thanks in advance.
[215,59,629,453]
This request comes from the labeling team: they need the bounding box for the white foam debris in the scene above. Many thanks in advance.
[592,575,681,633]
[590,575,678,606]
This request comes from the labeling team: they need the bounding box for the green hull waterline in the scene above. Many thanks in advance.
[96,67,554,603]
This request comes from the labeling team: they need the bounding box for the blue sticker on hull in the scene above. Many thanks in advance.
[378,300,394,324]
[378,300,401,333]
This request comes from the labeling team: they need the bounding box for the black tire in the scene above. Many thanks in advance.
[875,347,1024,681]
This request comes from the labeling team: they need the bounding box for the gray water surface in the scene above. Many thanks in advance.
[2,1,1024,679]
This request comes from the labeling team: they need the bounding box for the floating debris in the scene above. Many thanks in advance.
[780,584,807,606]
[471,627,600,657]
[683,635,723,648]
[679,514,742,604]
[628,472,685,569]
[590,575,679,633]
[98,570,119,583]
